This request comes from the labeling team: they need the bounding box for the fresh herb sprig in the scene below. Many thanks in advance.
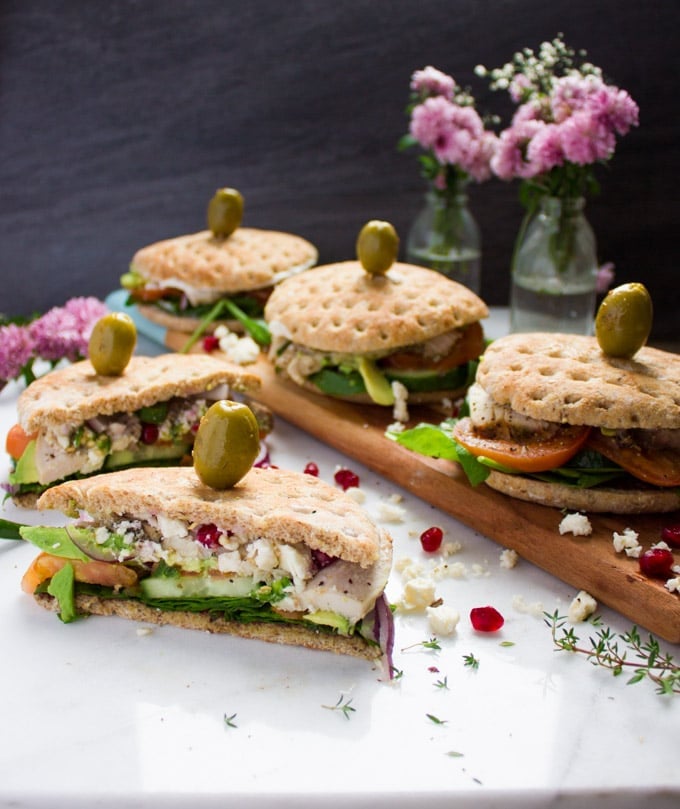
[322,694,356,720]
[545,610,680,695]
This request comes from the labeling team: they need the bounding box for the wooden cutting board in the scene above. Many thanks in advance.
[165,331,680,644]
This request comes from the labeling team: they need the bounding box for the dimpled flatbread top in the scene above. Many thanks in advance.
[264,261,488,354]
[477,332,680,430]
[38,466,391,568]
[131,229,318,292]
[18,354,260,433]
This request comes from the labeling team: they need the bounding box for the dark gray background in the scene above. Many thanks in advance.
[1,1,677,341]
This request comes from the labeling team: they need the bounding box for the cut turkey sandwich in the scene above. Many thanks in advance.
[5,354,260,507]
[19,465,395,664]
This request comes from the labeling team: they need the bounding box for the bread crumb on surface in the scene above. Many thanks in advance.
[559,512,592,537]
[567,590,598,623]
[344,486,366,504]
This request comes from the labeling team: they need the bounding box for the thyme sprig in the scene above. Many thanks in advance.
[463,653,479,670]
[322,694,356,720]
[401,637,442,653]
[545,610,680,695]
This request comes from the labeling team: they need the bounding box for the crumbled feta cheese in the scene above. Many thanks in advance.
[378,499,406,523]
[400,577,437,611]
[652,541,671,551]
[567,590,598,623]
[277,543,312,585]
[136,627,154,637]
[512,594,544,617]
[612,527,642,558]
[213,327,261,365]
[470,563,490,578]
[426,604,460,636]
[344,487,366,504]
[500,548,519,569]
[441,540,463,557]
[432,560,467,580]
[386,421,405,434]
[391,380,409,423]
[94,526,110,545]
[559,512,592,537]
[249,538,278,571]
[157,514,188,540]
[665,577,680,594]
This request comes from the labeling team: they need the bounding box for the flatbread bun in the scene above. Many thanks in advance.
[485,470,680,514]
[264,261,488,354]
[37,465,391,568]
[18,354,260,433]
[477,332,680,430]
[131,228,318,292]
[32,592,383,660]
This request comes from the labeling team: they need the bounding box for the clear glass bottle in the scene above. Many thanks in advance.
[406,189,481,293]
[510,196,598,334]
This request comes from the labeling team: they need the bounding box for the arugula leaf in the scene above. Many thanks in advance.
[222,300,271,346]
[47,563,78,623]
[0,518,26,541]
[180,300,228,353]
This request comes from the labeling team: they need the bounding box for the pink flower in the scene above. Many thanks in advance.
[410,66,456,100]
[526,123,565,174]
[410,97,495,180]
[490,119,544,180]
[596,262,615,294]
[0,324,34,382]
[559,111,616,165]
[29,297,108,363]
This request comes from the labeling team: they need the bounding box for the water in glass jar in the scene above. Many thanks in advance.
[408,246,481,294]
[510,277,596,334]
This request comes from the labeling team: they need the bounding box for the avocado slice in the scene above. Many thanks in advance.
[356,357,394,405]
[9,440,39,484]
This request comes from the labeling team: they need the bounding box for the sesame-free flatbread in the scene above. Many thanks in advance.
[264,261,488,355]
[131,228,318,292]
[18,354,260,433]
[477,333,680,430]
[38,465,389,568]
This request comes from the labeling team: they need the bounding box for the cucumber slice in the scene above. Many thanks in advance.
[140,574,256,600]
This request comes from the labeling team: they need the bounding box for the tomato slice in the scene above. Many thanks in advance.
[453,417,591,474]
[129,287,183,303]
[587,430,680,487]
[381,322,484,373]
[5,424,36,461]
[21,552,138,594]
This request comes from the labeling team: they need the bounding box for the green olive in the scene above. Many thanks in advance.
[356,220,399,275]
[207,187,244,237]
[193,400,260,489]
[88,313,137,376]
[595,282,653,359]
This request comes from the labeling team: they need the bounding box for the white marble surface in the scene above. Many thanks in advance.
[0,320,678,809]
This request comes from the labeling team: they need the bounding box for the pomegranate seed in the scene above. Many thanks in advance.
[420,526,443,552]
[312,549,335,569]
[195,523,223,548]
[470,606,504,632]
[428,666,440,673]
[334,468,360,490]
[202,334,220,352]
[140,423,159,444]
[304,462,319,476]
[639,547,675,579]
[661,524,680,548]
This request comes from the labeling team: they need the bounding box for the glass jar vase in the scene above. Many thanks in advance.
[406,189,481,293]
[509,195,598,334]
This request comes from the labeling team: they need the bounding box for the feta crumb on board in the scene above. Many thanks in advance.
[558,512,592,536]
[665,577,680,594]
[426,605,460,636]
[344,487,366,504]
[391,380,409,423]
[612,527,642,558]
[213,326,260,365]
[567,590,598,623]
